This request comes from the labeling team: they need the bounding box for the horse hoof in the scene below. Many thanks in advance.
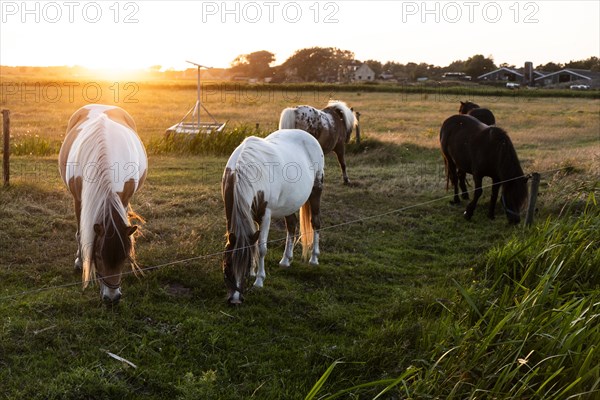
[279,259,291,268]
[463,211,472,221]
[461,194,470,200]
[228,298,243,306]
[253,279,264,288]
[74,258,82,271]
[309,258,319,266]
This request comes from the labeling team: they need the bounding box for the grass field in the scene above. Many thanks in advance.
[0,78,599,398]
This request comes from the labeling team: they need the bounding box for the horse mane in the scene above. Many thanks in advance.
[490,127,528,211]
[78,114,137,287]
[326,100,357,133]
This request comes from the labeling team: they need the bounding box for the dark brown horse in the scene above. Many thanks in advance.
[440,115,528,224]
[279,100,357,184]
[459,101,496,125]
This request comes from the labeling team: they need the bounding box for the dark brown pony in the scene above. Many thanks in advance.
[440,115,528,224]
[459,101,496,125]
[278,100,357,184]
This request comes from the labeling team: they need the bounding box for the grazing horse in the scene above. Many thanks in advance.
[279,100,357,184]
[459,101,496,125]
[222,129,325,304]
[440,115,528,224]
[59,104,147,304]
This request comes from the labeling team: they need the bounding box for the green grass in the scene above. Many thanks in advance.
[308,187,600,399]
[0,148,512,399]
[2,150,597,399]
[0,83,598,398]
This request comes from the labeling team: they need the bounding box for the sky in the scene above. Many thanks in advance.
[1,0,598,74]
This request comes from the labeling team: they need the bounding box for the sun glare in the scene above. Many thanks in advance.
[89,66,146,82]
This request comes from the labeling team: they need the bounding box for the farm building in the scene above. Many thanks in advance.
[478,62,598,87]
[534,68,599,86]
[477,63,544,85]
[478,67,524,83]
[353,63,376,81]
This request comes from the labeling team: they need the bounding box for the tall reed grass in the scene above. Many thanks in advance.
[308,184,599,399]
[147,124,268,156]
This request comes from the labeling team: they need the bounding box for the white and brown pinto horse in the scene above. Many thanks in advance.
[59,104,147,304]
[222,129,325,304]
[279,100,357,184]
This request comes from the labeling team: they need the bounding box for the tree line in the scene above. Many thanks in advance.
[228,47,600,82]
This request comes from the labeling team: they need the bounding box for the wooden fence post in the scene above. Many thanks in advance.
[2,109,9,187]
[525,172,541,226]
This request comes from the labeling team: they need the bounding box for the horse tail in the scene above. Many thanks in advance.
[278,108,297,130]
[439,122,451,191]
[443,155,451,191]
[299,201,313,261]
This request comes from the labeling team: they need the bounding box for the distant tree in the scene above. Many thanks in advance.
[565,56,600,71]
[282,47,354,82]
[382,61,404,77]
[465,54,497,78]
[536,62,563,72]
[231,50,275,79]
[445,59,466,72]
[404,62,435,80]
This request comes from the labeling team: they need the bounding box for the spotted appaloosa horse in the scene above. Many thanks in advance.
[222,129,325,304]
[279,100,357,184]
[440,114,528,224]
[59,104,147,304]
[458,101,496,125]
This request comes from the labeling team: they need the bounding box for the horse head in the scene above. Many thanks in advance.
[223,231,260,305]
[92,220,137,305]
[459,101,480,114]
[327,101,357,144]
[501,176,529,224]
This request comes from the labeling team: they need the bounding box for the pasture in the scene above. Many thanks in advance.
[0,79,599,398]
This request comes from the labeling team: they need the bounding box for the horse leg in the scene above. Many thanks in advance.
[488,178,500,219]
[254,209,271,288]
[459,170,469,200]
[334,144,350,185]
[308,176,323,265]
[74,199,82,270]
[464,175,483,220]
[279,214,298,268]
[446,160,461,204]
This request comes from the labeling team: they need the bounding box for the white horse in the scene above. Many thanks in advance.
[59,104,147,304]
[279,100,357,184]
[222,129,325,304]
